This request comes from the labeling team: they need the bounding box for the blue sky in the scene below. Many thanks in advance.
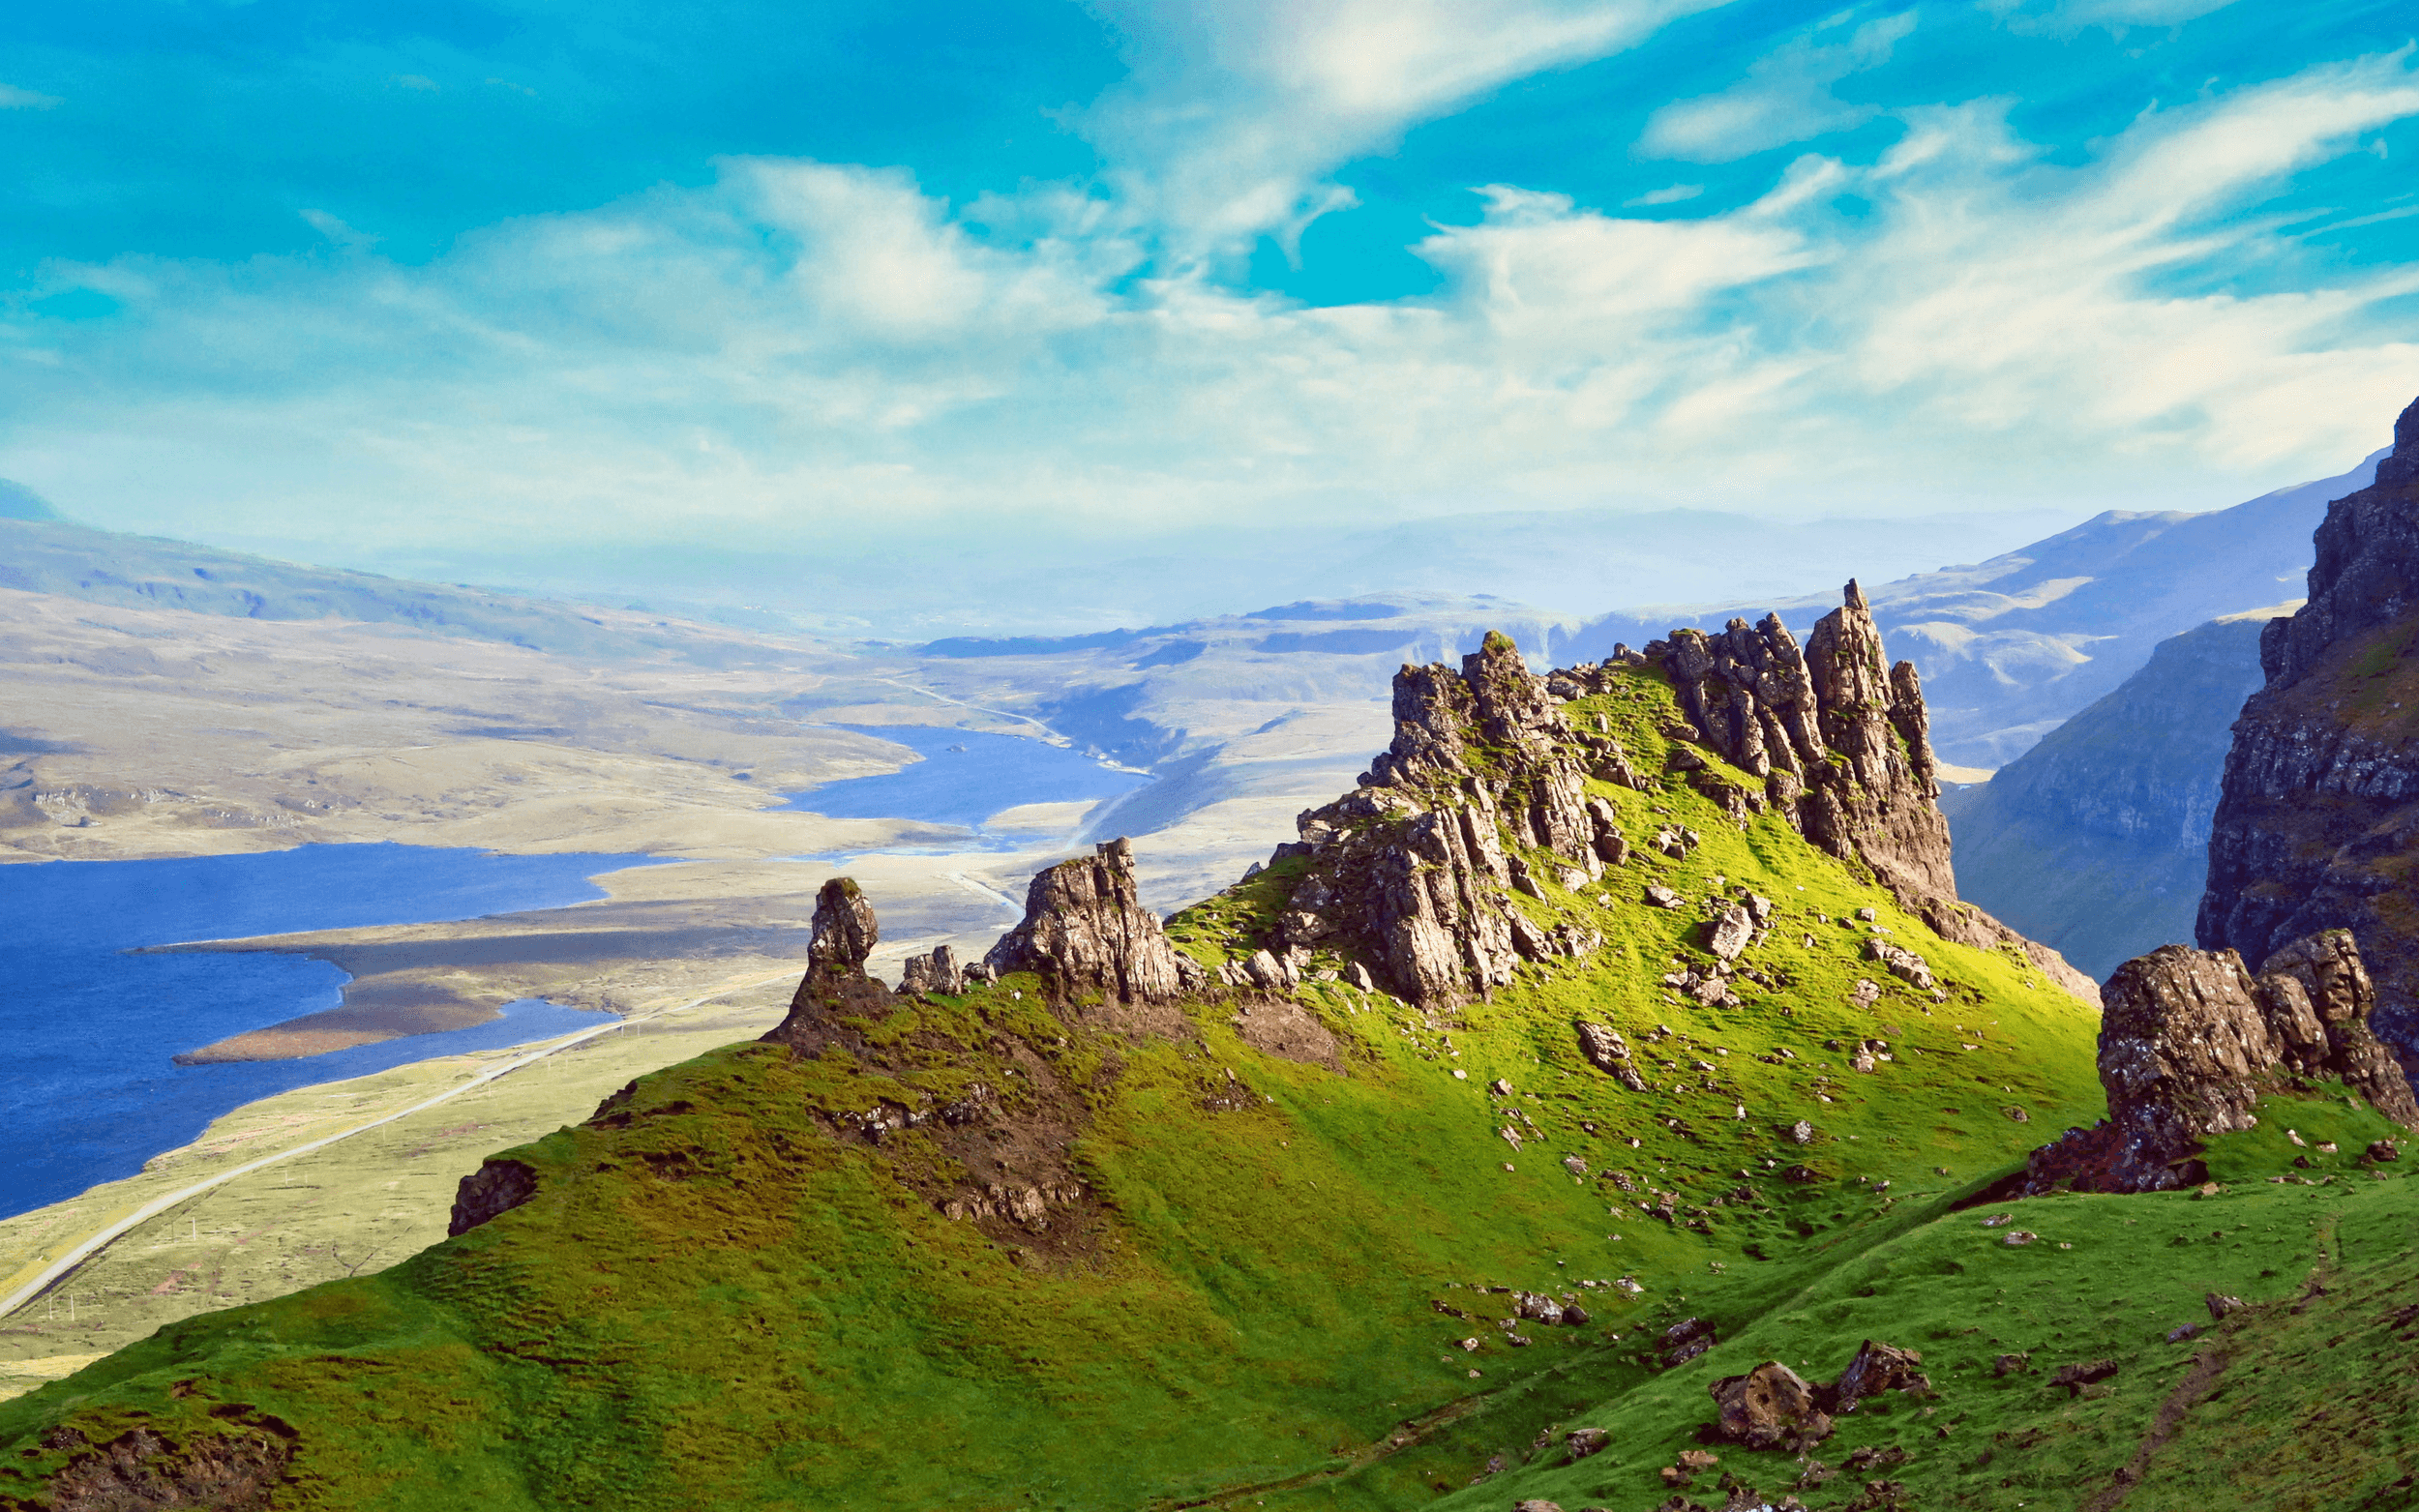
[3,1,2417,628]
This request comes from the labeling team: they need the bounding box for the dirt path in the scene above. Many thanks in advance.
[2081,1346,2231,1512]
[1158,1393,1489,1510]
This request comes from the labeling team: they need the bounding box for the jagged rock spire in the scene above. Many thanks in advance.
[765,875,894,1055]
[1648,583,2086,998]
[985,838,1196,1004]
[807,877,878,977]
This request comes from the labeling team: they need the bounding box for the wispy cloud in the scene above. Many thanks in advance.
[0,83,62,110]
[1076,0,1735,255]
[1640,11,1917,162]
[2,49,2415,571]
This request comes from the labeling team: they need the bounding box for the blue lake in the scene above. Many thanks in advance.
[0,844,660,1220]
[782,726,1150,840]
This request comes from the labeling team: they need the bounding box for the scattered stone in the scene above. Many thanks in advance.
[2206,1292,2246,1319]
[2369,1139,2401,1163]
[1707,904,1755,962]
[2003,1230,2038,1247]
[1830,1340,1929,1412]
[1990,1352,2030,1377]
[1786,1119,1815,1145]
[2166,1322,2199,1343]
[2288,1128,2307,1146]
[1842,1445,1907,1472]
[1660,1317,1718,1367]
[1648,884,1685,908]
[2050,1359,2120,1395]
[1565,1427,1610,1461]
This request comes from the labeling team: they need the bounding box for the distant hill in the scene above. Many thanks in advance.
[0,482,59,523]
[1559,453,2379,769]
[1938,609,2276,979]
[0,518,816,667]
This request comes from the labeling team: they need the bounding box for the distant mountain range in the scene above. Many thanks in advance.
[1560,453,2380,770]
[1939,610,2276,978]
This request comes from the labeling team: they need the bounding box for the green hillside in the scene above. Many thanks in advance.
[3,656,2398,1511]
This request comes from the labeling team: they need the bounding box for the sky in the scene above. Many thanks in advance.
[2,1,2417,634]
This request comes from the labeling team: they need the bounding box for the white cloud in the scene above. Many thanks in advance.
[0,83,61,110]
[1639,11,1915,162]
[4,52,2417,570]
[1078,0,1735,254]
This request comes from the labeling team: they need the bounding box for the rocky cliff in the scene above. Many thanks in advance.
[2021,930,2418,1193]
[1234,590,2093,1007]
[2201,393,2419,1068]
[1944,611,2275,978]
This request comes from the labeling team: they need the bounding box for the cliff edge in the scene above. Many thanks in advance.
[2201,392,2419,1068]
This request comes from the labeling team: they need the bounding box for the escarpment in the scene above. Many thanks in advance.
[2021,930,2419,1194]
[2201,392,2419,1068]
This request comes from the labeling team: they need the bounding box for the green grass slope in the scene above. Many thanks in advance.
[4,662,2113,1510]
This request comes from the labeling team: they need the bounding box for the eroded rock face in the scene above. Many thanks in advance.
[2201,395,2419,1068]
[1649,585,2097,1005]
[2022,932,2419,1193]
[984,838,1194,1004]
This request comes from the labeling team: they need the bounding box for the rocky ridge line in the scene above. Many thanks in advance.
[1242,592,2091,1007]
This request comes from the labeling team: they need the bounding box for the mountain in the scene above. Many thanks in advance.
[1940,610,2278,979]
[0,517,817,667]
[1559,454,2380,770]
[2203,393,2419,1072]
[0,483,58,523]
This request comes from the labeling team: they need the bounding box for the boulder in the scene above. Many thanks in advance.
[1706,904,1755,962]
[1709,1361,1834,1450]
[898,944,964,996]
[2051,1358,2120,1395]
[1659,1317,1717,1367]
[1565,1427,1610,1461]
[1828,1340,1929,1412]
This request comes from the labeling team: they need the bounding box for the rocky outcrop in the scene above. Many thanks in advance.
[1648,585,2097,1003]
[1220,603,2087,1007]
[763,876,898,1055]
[1259,632,1625,1004]
[447,1157,538,1236]
[2202,394,2419,1068]
[899,945,964,996]
[984,838,1198,1003]
[1709,1362,1832,1452]
[2021,932,2419,1193]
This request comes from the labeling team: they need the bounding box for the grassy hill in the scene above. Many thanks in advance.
[1,654,2402,1511]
